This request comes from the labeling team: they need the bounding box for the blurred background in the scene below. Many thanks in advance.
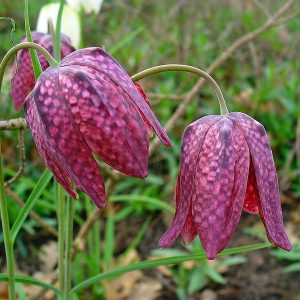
[0,0,300,299]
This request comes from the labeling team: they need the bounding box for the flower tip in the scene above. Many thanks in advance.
[285,239,292,252]
[273,239,292,252]
[157,230,178,248]
[129,168,148,179]
[207,254,218,260]
[140,169,148,179]
[165,138,173,148]
[160,134,173,148]
[286,243,292,252]
[68,190,79,200]
[205,244,219,260]
[157,237,170,248]
[91,196,106,209]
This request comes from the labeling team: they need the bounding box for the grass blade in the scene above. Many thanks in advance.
[24,0,43,78]
[16,284,28,300]
[110,27,144,54]
[0,274,63,296]
[103,213,115,269]
[11,169,53,242]
[110,195,174,213]
[71,242,270,294]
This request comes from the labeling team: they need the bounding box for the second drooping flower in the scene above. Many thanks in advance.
[24,47,172,208]
[11,31,75,110]
[158,112,291,259]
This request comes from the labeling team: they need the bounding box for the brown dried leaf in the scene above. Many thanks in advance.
[127,278,162,300]
[147,255,172,277]
[103,250,143,300]
[0,282,8,300]
[39,241,58,272]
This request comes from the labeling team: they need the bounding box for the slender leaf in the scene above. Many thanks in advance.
[0,274,63,296]
[71,242,270,294]
[54,0,65,61]
[114,206,134,222]
[110,27,144,54]
[204,265,226,284]
[11,169,53,242]
[272,250,300,261]
[152,248,189,257]
[283,263,300,273]
[24,0,43,78]
[187,266,207,295]
[16,284,28,300]
[110,195,174,213]
[103,213,114,268]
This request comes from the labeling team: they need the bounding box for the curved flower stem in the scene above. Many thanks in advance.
[64,196,74,300]
[131,64,229,115]
[0,143,16,300]
[0,42,58,92]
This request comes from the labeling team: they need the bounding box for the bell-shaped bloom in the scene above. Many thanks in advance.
[158,112,291,259]
[24,47,172,208]
[11,31,75,110]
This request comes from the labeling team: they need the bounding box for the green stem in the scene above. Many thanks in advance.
[55,0,66,61]
[0,42,58,93]
[24,0,43,79]
[55,0,70,283]
[131,64,229,115]
[56,183,65,299]
[0,143,16,300]
[64,196,74,300]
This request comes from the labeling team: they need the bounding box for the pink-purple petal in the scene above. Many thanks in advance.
[59,66,149,178]
[192,119,250,259]
[60,47,172,147]
[181,206,197,244]
[158,115,221,248]
[228,112,291,251]
[134,83,152,134]
[29,67,106,208]
[24,94,77,199]
[172,172,197,244]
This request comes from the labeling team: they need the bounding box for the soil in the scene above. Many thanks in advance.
[134,212,300,300]
[4,209,299,300]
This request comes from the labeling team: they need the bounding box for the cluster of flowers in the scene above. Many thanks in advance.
[12,32,291,259]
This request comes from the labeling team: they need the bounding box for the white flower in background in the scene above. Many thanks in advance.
[66,0,103,14]
[36,3,81,48]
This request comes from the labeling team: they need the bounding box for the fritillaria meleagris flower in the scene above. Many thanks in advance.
[24,47,172,208]
[158,112,291,259]
[11,31,75,110]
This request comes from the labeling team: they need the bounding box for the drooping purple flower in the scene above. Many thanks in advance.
[11,31,75,110]
[24,47,172,208]
[158,112,291,259]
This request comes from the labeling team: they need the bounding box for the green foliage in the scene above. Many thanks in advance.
[272,242,300,273]
[11,169,52,242]
[152,239,247,299]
